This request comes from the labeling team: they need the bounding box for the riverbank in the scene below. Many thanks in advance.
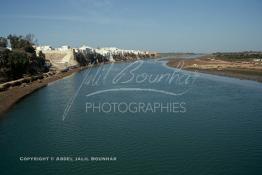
[0,66,89,117]
[167,56,262,82]
[0,58,153,117]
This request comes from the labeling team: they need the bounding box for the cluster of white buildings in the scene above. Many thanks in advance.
[36,45,150,60]
[35,44,156,70]
[94,47,148,56]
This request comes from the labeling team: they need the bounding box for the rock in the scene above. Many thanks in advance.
[21,83,27,87]
[38,75,44,79]
[23,77,32,83]
[11,80,22,86]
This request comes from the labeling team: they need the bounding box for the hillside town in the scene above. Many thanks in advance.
[36,45,157,70]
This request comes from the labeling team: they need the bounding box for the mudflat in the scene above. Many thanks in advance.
[167,56,262,82]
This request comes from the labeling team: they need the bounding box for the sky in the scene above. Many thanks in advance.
[0,0,262,53]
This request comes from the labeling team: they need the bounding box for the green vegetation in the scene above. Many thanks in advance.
[213,52,262,61]
[0,37,7,48]
[75,52,108,65]
[0,34,48,83]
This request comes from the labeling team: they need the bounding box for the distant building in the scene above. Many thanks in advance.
[79,45,94,54]
[58,45,70,51]
[36,45,53,51]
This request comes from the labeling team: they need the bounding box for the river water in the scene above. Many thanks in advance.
[0,59,262,175]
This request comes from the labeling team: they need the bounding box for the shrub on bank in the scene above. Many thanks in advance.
[0,34,49,83]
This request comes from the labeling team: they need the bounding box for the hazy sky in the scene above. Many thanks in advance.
[1,0,262,52]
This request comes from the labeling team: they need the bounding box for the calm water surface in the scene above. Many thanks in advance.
[0,59,262,175]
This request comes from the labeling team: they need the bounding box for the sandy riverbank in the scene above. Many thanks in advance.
[0,66,90,117]
[167,56,262,82]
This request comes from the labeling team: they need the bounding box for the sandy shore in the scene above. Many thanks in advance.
[0,66,89,117]
[167,56,262,82]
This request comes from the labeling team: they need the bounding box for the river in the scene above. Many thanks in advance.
[0,59,262,175]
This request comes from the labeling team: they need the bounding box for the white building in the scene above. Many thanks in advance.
[58,45,70,51]
[79,45,94,54]
[36,45,53,51]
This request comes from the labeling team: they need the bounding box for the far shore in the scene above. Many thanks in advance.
[167,55,262,82]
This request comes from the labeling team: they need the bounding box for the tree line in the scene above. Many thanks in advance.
[0,34,49,83]
[213,52,262,61]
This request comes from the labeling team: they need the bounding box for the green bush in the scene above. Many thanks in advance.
[0,34,49,83]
